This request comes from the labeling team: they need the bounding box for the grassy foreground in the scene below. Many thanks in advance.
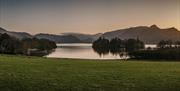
[0,55,180,91]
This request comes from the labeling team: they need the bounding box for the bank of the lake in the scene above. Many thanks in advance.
[0,55,180,91]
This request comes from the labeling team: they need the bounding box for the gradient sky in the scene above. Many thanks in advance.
[0,0,180,34]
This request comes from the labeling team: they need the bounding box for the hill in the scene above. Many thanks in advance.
[1,25,180,44]
[102,25,180,44]
[0,27,32,39]
[62,32,102,43]
[35,33,83,43]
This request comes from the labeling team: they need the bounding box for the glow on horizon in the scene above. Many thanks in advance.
[0,0,179,34]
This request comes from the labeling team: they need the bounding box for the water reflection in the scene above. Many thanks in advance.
[46,43,127,59]
[92,45,128,59]
[46,43,155,59]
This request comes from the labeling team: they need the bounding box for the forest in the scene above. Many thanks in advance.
[0,33,57,55]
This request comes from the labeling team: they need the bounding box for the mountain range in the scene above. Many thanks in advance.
[102,25,180,43]
[0,25,180,44]
[0,27,101,43]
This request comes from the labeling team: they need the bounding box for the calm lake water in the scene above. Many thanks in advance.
[46,43,157,59]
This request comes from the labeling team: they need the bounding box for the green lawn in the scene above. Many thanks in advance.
[0,55,180,91]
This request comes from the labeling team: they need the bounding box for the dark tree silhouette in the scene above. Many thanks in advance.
[175,41,180,48]
[129,40,180,60]
[0,33,57,56]
[158,40,166,48]
[109,38,124,54]
[92,37,109,56]
[158,40,173,48]
[125,39,144,52]
[92,37,144,57]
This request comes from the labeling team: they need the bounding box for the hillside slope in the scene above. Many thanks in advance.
[102,25,180,43]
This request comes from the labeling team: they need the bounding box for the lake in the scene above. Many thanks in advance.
[46,43,157,59]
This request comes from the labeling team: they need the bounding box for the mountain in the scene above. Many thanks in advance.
[0,27,32,39]
[35,33,102,43]
[1,25,180,44]
[102,25,180,44]
[61,33,102,43]
[0,27,94,43]
[35,33,82,43]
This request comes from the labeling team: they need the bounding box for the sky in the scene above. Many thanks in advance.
[0,0,180,34]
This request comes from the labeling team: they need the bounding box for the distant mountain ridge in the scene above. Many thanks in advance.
[0,27,102,43]
[0,27,32,39]
[1,25,180,44]
[102,25,180,43]
[35,33,102,43]
[61,32,102,43]
[35,33,83,43]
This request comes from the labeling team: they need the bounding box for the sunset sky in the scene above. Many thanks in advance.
[0,0,180,34]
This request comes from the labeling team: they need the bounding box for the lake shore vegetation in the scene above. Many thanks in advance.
[0,33,57,55]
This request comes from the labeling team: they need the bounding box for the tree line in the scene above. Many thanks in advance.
[0,33,57,55]
[93,37,180,60]
[157,40,180,48]
[130,40,180,60]
[92,37,144,55]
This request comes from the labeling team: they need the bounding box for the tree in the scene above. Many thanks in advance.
[175,41,180,48]
[166,40,173,48]
[22,38,57,52]
[158,40,173,48]
[158,40,166,48]
[92,37,109,55]
[0,33,57,55]
[0,39,15,54]
[109,38,124,54]
[125,39,144,52]
[92,37,145,55]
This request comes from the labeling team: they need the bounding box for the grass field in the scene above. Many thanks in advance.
[0,55,180,91]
